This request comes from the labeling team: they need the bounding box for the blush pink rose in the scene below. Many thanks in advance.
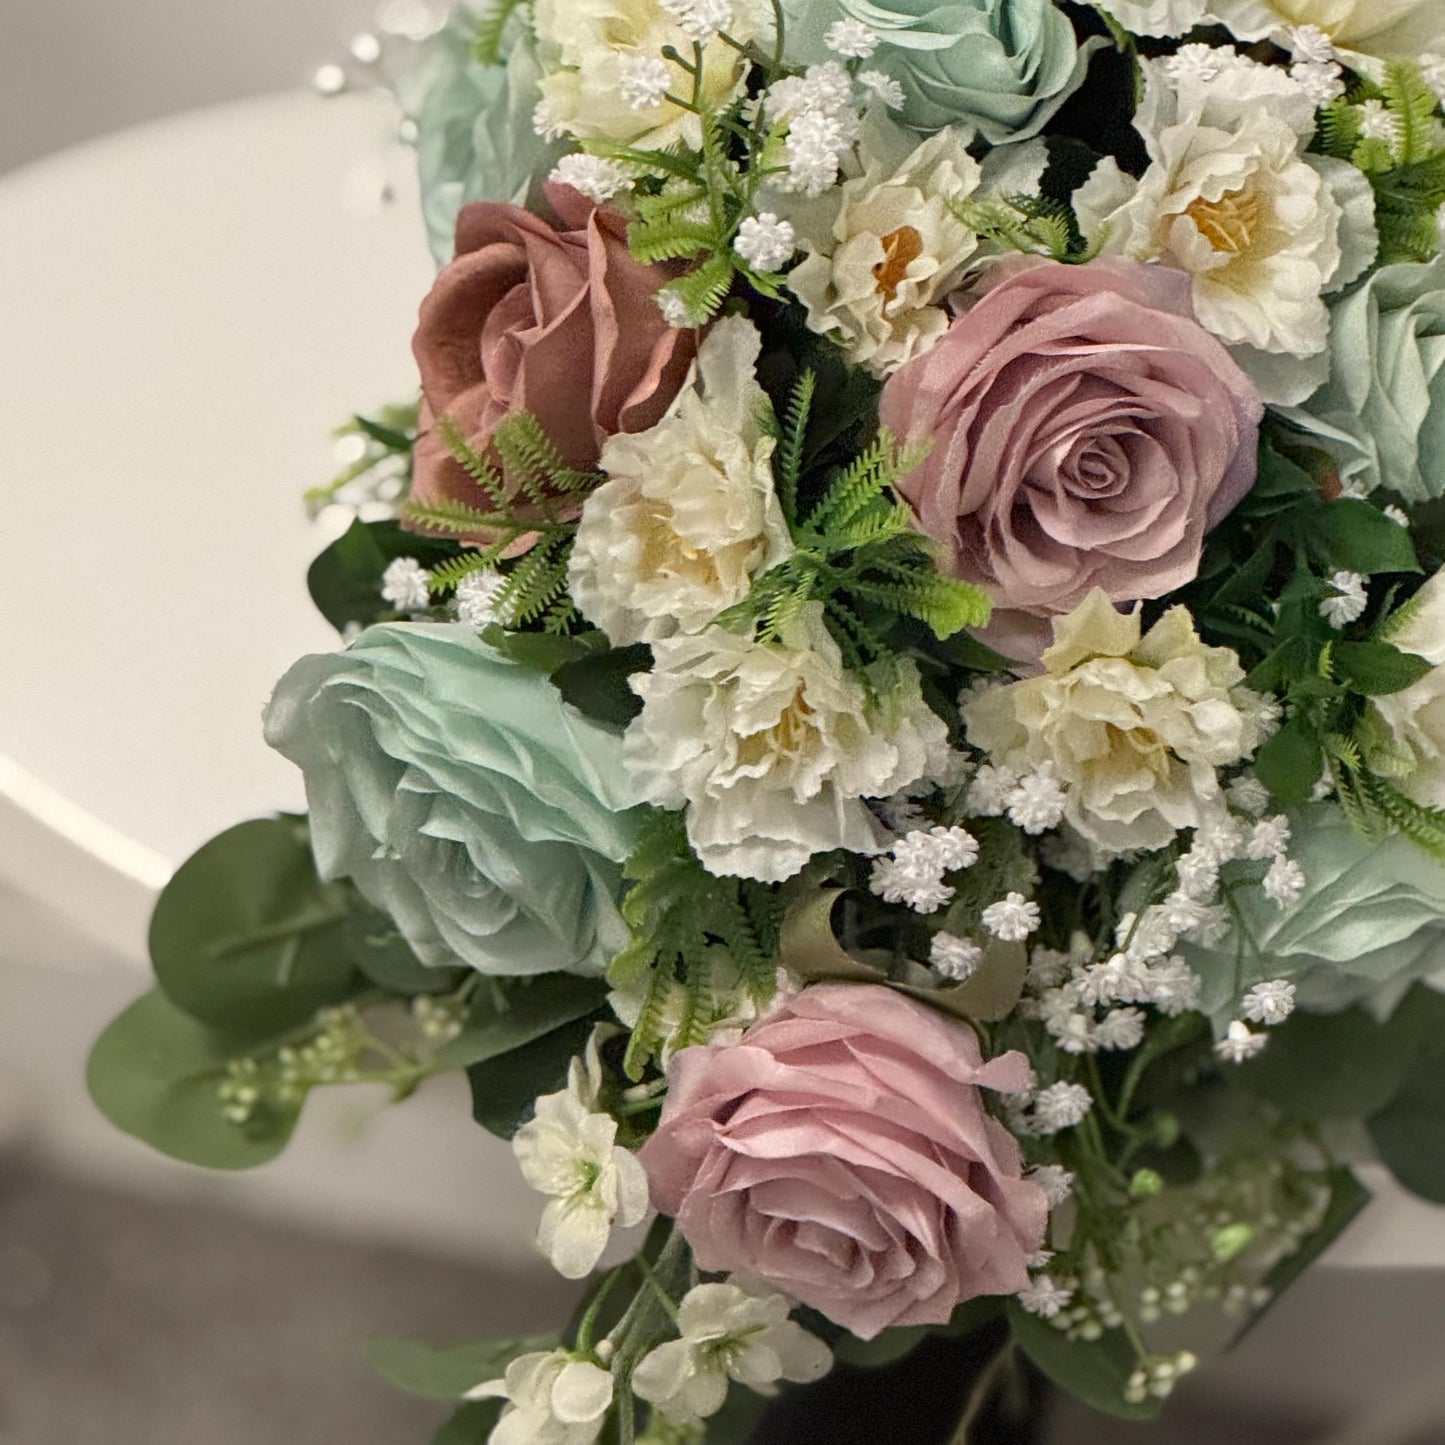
[639,984,1047,1340]
[880,258,1263,660]
[410,186,696,546]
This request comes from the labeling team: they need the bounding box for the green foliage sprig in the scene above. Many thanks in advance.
[404,412,605,633]
[952,192,1100,264]
[610,813,783,1080]
[304,402,419,517]
[715,372,992,671]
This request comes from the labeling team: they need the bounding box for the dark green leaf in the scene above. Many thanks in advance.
[1334,641,1434,696]
[551,644,652,727]
[86,990,298,1170]
[1311,500,1421,575]
[365,1335,556,1401]
[467,1013,602,1138]
[150,818,362,1035]
[1369,1054,1445,1203]
[1007,1303,1159,1421]
[431,1402,504,1445]
[1251,446,1319,506]
[831,1325,932,1369]
[479,624,599,675]
[307,519,455,633]
[345,903,464,996]
[437,974,608,1072]
[353,415,415,452]
[1252,718,1323,807]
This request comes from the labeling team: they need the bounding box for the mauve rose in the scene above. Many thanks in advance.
[880,258,1263,660]
[639,984,1047,1340]
[411,186,696,544]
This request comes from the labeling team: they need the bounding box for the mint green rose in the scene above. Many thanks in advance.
[264,624,646,977]
[1183,805,1445,1021]
[400,5,566,264]
[838,0,1095,142]
[1283,254,1445,504]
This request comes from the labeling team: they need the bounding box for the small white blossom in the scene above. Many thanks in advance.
[927,825,981,871]
[733,212,796,273]
[454,568,506,628]
[467,1351,613,1444]
[1159,890,1215,939]
[1096,1007,1147,1053]
[1384,505,1410,528]
[513,1086,650,1279]
[784,110,848,195]
[1017,1274,1074,1318]
[655,287,696,328]
[870,856,955,915]
[1215,1020,1268,1065]
[1246,815,1292,862]
[966,763,1020,817]
[1291,61,1346,107]
[533,97,571,141]
[1029,1165,1075,1208]
[1007,764,1068,835]
[931,932,984,982]
[1227,775,1272,818]
[1195,813,1249,865]
[1144,958,1202,1017]
[825,18,879,58]
[659,0,734,43]
[982,893,1041,942]
[1026,1250,1056,1271]
[1037,983,1086,1028]
[618,54,673,111]
[632,1282,832,1426]
[1358,100,1402,151]
[1287,24,1336,63]
[1163,43,1224,84]
[1241,979,1297,1027]
[1048,1012,1098,1055]
[856,69,905,108]
[551,154,633,204]
[381,556,430,612]
[1263,856,1307,908]
[1033,1081,1094,1133]
[1027,944,1079,991]
[1175,847,1221,902]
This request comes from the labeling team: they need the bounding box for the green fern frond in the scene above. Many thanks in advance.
[1317,100,1362,159]
[437,416,508,510]
[1373,776,1445,858]
[472,0,525,65]
[670,254,735,322]
[1381,62,1441,166]
[401,497,507,537]
[774,371,815,524]
[629,221,718,265]
[427,551,502,593]
[633,188,711,226]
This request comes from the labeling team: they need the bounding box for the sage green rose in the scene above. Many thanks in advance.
[264,624,646,977]
[1182,805,1445,1021]
[400,4,566,264]
[1282,254,1445,504]
[837,0,1096,143]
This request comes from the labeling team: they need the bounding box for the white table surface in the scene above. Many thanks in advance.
[0,89,434,963]
[0,89,1441,1279]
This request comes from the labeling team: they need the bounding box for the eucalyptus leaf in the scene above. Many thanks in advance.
[345,904,464,996]
[86,990,298,1170]
[1368,1054,1445,1203]
[150,817,362,1035]
[435,974,608,1072]
[1006,1303,1159,1421]
[365,1334,557,1401]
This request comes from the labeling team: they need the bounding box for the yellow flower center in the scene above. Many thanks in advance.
[1185,185,1264,256]
[874,226,925,299]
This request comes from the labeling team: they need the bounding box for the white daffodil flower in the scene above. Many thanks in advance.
[631,1282,832,1426]
[468,1351,614,1445]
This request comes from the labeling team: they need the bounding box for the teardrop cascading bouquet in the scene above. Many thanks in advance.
[89,0,1445,1440]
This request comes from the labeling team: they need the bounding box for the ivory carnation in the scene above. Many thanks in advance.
[1075,57,1378,403]
[639,984,1048,1339]
[964,592,1274,854]
[569,318,794,645]
[624,604,948,882]
[787,126,984,377]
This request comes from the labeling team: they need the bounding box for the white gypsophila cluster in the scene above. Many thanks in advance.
[766,62,861,197]
[659,0,734,44]
[467,1351,614,1444]
[981,893,1042,943]
[786,126,985,378]
[1073,52,1380,405]
[626,603,949,882]
[1320,570,1369,628]
[654,287,697,329]
[632,1282,832,1426]
[1287,24,1337,62]
[380,556,431,612]
[870,824,980,915]
[857,69,905,108]
[618,53,673,111]
[550,153,633,203]
[733,212,797,273]
[1017,1274,1076,1318]
[571,318,793,646]
[1357,100,1403,151]
[825,18,879,58]
[1241,979,1298,1026]
[454,568,506,628]
[1290,60,1347,106]
[1029,1164,1076,1208]
[1215,1020,1268,1064]
[931,931,984,982]
[512,1060,649,1279]
[1031,1081,1095,1134]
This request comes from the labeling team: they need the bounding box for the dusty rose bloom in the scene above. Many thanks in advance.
[880,258,1263,660]
[639,984,1047,1340]
[410,186,696,547]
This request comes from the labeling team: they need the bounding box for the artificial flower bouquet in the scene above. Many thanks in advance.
[89,0,1445,1440]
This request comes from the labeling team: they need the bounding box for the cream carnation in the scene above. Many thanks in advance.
[963,592,1273,854]
[534,0,765,150]
[1075,57,1377,404]
[569,319,794,645]
[787,126,984,378]
[625,604,949,881]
